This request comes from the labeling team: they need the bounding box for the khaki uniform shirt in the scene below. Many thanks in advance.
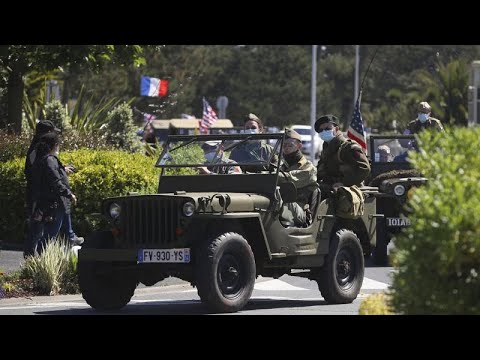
[405,118,444,134]
[317,134,370,187]
[279,155,317,209]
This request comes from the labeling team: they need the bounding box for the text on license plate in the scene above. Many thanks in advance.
[138,248,190,263]
[386,217,411,227]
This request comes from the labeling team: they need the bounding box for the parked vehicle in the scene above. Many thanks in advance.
[290,125,323,158]
[78,133,379,313]
[367,134,427,265]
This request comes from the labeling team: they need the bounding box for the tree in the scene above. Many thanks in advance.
[0,45,154,134]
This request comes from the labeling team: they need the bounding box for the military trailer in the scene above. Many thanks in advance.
[367,134,428,265]
[78,133,380,313]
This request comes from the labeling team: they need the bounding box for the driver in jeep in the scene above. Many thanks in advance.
[277,128,318,227]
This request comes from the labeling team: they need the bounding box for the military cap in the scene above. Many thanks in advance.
[201,140,221,151]
[418,102,431,113]
[36,120,61,135]
[314,114,339,133]
[284,128,302,142]
[244,113,264,128]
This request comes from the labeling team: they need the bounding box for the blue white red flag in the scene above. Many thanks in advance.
[347,94,367,154]
[140,76,168,97]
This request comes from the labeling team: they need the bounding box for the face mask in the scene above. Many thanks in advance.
[204,152,217,162]
[319,129,335,142]
[243,128,259,134]
[418,113,429,123]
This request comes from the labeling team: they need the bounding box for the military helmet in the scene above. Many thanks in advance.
[418,102,431,113]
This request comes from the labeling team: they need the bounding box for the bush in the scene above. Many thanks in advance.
[45,100,71,132]
[22,239,79,295]
[390,128,480,314]
[0,130,32,163]
[359,293,394,315]
[102,102,142,152]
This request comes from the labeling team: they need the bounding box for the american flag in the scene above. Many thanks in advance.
[200,97,218,134]
[347,95,367,154]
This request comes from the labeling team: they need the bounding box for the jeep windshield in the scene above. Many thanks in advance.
[156,133,283,171]
[369,135,418,164]
[155,133,284,194]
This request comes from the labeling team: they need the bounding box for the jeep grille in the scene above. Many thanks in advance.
[120,197,181,246]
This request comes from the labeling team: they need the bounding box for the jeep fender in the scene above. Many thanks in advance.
[194,213,272,261]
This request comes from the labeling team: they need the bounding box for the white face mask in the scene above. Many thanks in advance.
[418,113,429,123]
[242,128,259,134]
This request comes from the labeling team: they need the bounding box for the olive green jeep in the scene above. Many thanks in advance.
[368,134,428,265]
[78,133,380,313]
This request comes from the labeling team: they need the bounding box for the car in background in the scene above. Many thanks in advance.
[290,125,323,158]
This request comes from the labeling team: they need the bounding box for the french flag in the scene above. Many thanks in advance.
[140,76,168,97]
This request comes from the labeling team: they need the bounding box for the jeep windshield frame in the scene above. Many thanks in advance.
[156,133,285,196]
[368,134,417,179]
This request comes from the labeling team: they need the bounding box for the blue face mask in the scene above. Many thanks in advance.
[418,113,429,123]
[319,129,335,142]
[204,152,217,163]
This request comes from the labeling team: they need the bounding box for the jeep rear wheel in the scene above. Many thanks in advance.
[78,231,137,311]
[195,232,256,313]
[317,229,364,304]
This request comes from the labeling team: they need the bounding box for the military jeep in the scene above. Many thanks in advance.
[367,134,428,265]
[78,133,379,313]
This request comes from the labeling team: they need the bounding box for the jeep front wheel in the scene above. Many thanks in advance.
[195,232,256,313]
[78,231,137,311]
[317,229,364,304]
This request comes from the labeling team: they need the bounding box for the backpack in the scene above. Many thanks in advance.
[335,185,365,219]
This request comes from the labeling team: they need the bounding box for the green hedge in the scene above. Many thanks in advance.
[0,149,161,244]
[390,127,480,314]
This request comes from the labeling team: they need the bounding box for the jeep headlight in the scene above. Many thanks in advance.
[109,202,121,219]
[394,184,406,197]
[183,201,195,217]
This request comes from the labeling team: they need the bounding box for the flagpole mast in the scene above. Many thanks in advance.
[354,45,360,108]
[310,45,318,163]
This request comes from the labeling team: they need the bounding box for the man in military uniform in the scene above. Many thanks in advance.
[199,141,242,175]
[404,101,445,135]
[314,115,370,195]
[229,113,277,171]
[278,128,318,227]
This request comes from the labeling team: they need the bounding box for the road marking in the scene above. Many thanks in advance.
[361,277,389,290]
[254,279,309,291]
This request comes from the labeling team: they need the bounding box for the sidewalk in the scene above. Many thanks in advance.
[0,250,25,274]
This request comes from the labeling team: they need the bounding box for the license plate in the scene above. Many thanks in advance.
[386,217,411,227]
[137,248,190,263]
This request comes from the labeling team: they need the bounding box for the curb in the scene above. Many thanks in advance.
[0,282,193,306]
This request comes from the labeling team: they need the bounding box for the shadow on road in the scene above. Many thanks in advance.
[35,297,327,315]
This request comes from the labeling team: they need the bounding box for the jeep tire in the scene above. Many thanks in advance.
[317,229,364,304]
[195,232,256,313]
[78,231,137,311]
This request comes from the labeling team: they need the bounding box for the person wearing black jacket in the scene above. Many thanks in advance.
[26,132,80,256]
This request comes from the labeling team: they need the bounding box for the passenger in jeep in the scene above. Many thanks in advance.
[314,114,370,196]
[278,128,318,227]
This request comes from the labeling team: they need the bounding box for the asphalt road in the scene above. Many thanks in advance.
[0,249,393,315]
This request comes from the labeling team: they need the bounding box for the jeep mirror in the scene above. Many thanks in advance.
[279,182,297,203]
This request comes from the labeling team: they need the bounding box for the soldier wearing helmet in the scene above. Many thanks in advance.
[404,101,445,135]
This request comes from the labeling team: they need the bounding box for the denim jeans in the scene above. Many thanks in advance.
[61,213,76,240]
[34,207,64,255]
